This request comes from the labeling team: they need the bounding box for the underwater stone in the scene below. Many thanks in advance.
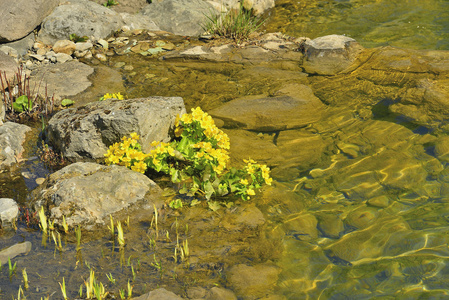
[0,242,32,265]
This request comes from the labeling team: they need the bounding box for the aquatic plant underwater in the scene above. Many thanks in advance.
[104,107,272,208]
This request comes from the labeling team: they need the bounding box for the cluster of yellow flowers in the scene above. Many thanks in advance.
[193,141,230,174]
[147,141,177,172]
[177,107,230,150]
[104,133,149,173]
[244,158,273,186]
[100,92,125,101]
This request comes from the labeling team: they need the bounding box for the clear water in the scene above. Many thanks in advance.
[263,0,449,49]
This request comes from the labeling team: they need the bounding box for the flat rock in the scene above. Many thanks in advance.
[0,122,32,169]
[0,242,32,265]
[46,96,186,162]
[0,0,59,42]
[29,60,94,100]
[209,84,324,131]
[227,264,281,300]
[31,162,163,228]
[302,35,364,75]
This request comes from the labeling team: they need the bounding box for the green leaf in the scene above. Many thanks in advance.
[12,102,23,113]
[208,201,221,211]
[61,99,75,107]
[169,199,183,209]
[204,181,215,200]
[190,199,201,206]
[16,95,28,105]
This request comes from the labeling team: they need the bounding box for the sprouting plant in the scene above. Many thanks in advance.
[38,206,47,234]
[59,277,68,300]
[131,264,136,281]
[62,216,69,234]
[48,219,55,231]
[103,0,119,7]
[108,215,114,239]
[106,273,116,284]
[201,1,265,42]
[22,269,29,290]
[127,280,133,299]
[69,33,88,43]
[117,221,125,247]
[8,257,17,277]
[151,254,161,271]
[17,285,26,300]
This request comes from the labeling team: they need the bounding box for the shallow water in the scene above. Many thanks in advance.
[263,0,449,50]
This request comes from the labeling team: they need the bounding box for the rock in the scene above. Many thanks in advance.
[38,0,125,45]
[283,213,318,241]
[227,264,281,299]
[434,136,449,163]
[120,13,160,32]
[209,84,324,131]
[221,204,265,230]
[187,287,207,299]
[54,53,73,63]
[0,51,19,83]
[207,287,237,300]
[31,162,163,228]
[131,288,182,300]
[0,0,59,42]
[0,46,18,58]
[242,0,275,15]
[0,242,32,265]
[302,35,364,75]
[141,0,216,36]
[53,40,76,55]
[75,41,93,52]
[316,213,344,239]
[0,198,19,229]
[367,195,390,208]
[29,60,94,100]
[344,206,379,229]
[325,216,410,263]
[46,97,186,162]
[0,122,32,169]
[1,32,35,56]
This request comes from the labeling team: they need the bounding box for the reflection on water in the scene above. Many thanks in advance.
[263,0,449,49]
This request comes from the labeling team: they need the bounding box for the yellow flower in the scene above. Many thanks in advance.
[247,189,255,196]
[240,179,249,185]
[129,132,139,140]
[131,161,147,173]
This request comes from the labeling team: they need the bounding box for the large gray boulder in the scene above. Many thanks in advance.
[0,122,32,169]
[38,0,160,45]
[141,0,215,36]
[46,97,186,162]
[0,0,59,42]
[31,162,163,228]
[302,35,364,75]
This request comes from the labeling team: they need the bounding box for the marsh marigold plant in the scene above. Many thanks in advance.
[104,107,272,206]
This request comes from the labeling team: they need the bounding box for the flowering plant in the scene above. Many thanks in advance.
[104,107,272,207]
[99,92,125,101]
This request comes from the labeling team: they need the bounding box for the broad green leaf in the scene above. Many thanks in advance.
[61,99,75,107]
[204,181,215,200]
[208,201,221,211]
[16,95,28,105]
[12,102,23,113]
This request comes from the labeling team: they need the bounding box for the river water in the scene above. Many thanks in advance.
[2,1,449,299]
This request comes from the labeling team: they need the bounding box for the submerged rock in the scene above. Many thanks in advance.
[0,242,32,265]
[302,35,364,75]
[209,84,324,131]
[131,288,183,300]
[46,96,185,162]
[30,162,163,228]
[227,263,281,300]
[0,122,31,169]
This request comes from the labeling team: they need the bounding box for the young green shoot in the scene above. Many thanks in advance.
[62,216,69,234]
[117,221,125,247]
[48,219,55,231]
[127,280,133,299]
[38,206,47,234]
[22,268,29,290]
[131,264,136,281]
[108,214,114,239]
[59,277,68,300]
[106,273,116,284]
[17,285,26,300]
[8,257,17,277]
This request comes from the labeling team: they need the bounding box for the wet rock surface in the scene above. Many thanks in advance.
[30,162,163,228]
[0,198,19,229]
[46,96,185,161]
[0,122,31,169]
